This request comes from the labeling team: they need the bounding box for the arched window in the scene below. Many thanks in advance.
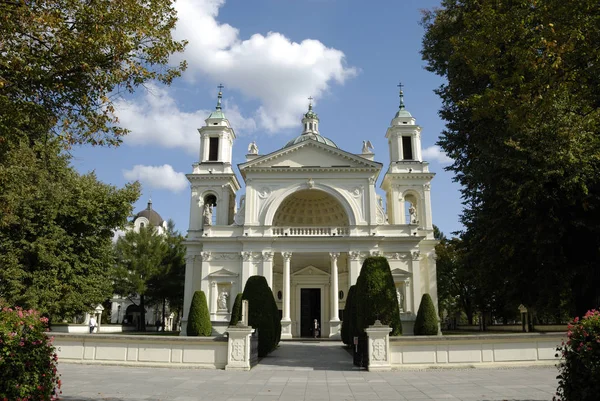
[204,194,217,225]
[140,222,145,228]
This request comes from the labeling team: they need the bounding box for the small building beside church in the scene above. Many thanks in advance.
[182,87,438,337]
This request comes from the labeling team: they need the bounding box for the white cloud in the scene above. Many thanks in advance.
[115,85,255,152]
[422,145,453,164]
[171,0,357,132]
[123,164,189,192]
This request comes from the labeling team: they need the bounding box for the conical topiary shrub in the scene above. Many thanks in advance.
[414,293,439,335]
[341,285,357,346]
[242,276,279,357]
[229,293,243,326]
[187,290,212,336]
[355,257,402,336]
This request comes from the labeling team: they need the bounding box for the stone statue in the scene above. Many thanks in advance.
[362,140,374,153]
[203,203,212,226]
[248,141,258,155]
[408,203,418,224]
[396,288,404,312]
[218,291,229,311]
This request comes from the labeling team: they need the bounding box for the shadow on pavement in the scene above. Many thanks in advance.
[254,341,358,371]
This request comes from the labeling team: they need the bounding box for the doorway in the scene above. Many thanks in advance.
[300,288,321,337]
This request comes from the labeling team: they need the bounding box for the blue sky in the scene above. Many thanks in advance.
[71,0,463,237]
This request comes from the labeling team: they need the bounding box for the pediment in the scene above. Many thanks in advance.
[390,268,412,279]
[239,140,381,172]
[207,268,239,278]
[292,265,329,276]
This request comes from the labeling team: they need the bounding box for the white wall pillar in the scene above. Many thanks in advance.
[181,254,196,336]
[281,252,292,339]
[262,252,274,289]
[241,252,252,289]
[329,253,341,338]
[348,252,361,287]
[211,282,218,316]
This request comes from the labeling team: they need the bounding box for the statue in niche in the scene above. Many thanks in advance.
[218,291,229,311]
[396,288,404,313]
[248,141,258,155]
[408,203,418,224]
[203,203,212,226]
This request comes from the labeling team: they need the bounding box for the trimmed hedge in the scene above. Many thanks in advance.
[414,293,438,335]
[229,293,243,326]
[242,276,280,357]
[355,257,402,336]
[341,285,357,346]
[187,291,212,336]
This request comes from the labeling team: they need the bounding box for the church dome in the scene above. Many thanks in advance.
[284,100,338,148]
[135,200,164,227]
[284,133,338,148]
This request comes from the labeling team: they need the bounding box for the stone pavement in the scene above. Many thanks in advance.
[58,341,559,401]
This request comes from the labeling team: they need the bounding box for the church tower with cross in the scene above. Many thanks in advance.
[182,84,438,338]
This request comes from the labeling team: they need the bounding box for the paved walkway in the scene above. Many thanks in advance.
[58,341,559,401]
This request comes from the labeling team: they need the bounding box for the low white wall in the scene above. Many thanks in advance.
[390,333,563,368]
[51,333,228,369]
[51,325,136,334]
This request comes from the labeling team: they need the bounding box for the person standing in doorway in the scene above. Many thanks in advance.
[89,316,97,334]
[313,319,319,338]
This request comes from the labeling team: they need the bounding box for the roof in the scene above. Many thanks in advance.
[284,133,338,148]
[135,200,164,226]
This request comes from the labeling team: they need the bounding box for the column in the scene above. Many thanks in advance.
[281,252,293,339]
[329,253,342,338]
[348,252,362,287]
[262,252,274,289]
[211,282,218,316]
[330,253,340,321]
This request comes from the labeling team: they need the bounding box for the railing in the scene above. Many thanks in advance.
[272,227,350,237]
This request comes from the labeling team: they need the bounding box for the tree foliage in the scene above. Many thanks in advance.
[414,294,439,335]
[422,0,600,318]
[355,257,402,336]
[229,293,243,326]
[113,225,167,331]
[0,141,139,320]
[242,276,280,357]
[186,291,211,336]
[341,285,357,346]
[0,0,187,149]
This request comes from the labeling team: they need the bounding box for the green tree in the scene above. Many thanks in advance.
[229,293,243,326]
[113,226,167,331]
[422,0,600,317]
[146,220,185,330]
[341,285,357,346]
[242,276,279,357]
[0,141,139,320]
[186,291,211,336]
[355,257,402,336]
[414,294,439,335]
[0,0,187,150]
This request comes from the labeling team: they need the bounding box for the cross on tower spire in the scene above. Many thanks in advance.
[216,84,224,110]
[308,96,313,110]
[397,82,405,110]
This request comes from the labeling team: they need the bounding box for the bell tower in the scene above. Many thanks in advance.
[187,85,240,232]
[381,83,435,237]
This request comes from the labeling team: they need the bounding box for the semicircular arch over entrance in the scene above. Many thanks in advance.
[273,189,349,227]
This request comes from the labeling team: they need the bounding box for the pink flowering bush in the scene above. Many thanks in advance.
[0,302,61,401]
[554,309,600,401]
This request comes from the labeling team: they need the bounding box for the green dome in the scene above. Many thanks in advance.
[394,108,412,118]
[284,133,338,148]
[208,110,225,119]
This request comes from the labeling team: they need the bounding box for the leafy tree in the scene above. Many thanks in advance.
[229,293,243,326]
[186,291,211,336]
[146,220,185,330]
[0,0,187,150]
[355,257,402,336]
[0,141,139,320]
[422,0,600,317]
[414,294,439,335]
[242,276,279,357]
[341,285,357,346]
[113,226,167,331]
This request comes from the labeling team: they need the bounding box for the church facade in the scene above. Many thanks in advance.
[182,88,438,337]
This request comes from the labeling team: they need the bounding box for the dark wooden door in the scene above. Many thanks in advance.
[300,288,321,337]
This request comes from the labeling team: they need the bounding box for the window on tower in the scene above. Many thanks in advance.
[402,136,413,160]
[208,137,219,161]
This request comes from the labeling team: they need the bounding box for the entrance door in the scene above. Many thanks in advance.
[300,288,321,337]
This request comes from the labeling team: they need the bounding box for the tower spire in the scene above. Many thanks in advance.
[216,83,224,110]
[397,82,405,110]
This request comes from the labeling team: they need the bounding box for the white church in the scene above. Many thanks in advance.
[182,87,438,337]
